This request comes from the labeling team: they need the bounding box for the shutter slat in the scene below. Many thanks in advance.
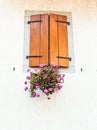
[40,14,48,65]
[29,15,41,66]
[50,14,58,66]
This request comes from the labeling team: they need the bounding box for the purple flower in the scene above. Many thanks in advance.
[24,81,27,85]
[61,74,65,77]
[36,93,40,97]
[60,77,64,80]
[35,85,40,89]
[32,94,36,98]
[55,69,59,73]
[39,64,44,68]
[39,64,46,68]
[50,63,55,67]
[26,76,30,80]
[34,68,39,72]
[44,89,48,94]
[24,86,28,91]
[27,68,30,72]
[48,88,53,91]
[58,84,63,90]
[54,88,58,92]
[56,77,61,82]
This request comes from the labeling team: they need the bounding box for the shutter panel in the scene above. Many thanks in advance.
[50,14,69,67]
[29,13,69,67]
[30,15,41,67]
[50,14,58,66]
[58,15,69,67]
[29,14,48,67]
[40,14,48,65]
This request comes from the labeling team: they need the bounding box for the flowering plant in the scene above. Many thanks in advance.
[24,64,65,99]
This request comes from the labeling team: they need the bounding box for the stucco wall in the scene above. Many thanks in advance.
[0,0,97,130]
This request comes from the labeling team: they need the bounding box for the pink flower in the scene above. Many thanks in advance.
[54,88,58,92]
[39,64,45,68]
[27,68,30,72]
[50,63,55,67]
[39,64,43,68]
[55,69,59,73]
[26,76,30,80]
[36,93,40,97]
[35,85,40,89]
[60,77,64,80]
[44,89,48,94]
[56,77,61,82]
[24,86,28,91]
[48,88,53,91]
[58,84,63,89]
[34,68,39,72]
[61,74,65,77]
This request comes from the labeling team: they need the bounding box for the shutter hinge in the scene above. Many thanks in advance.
[55,20,70,25]
[57,56,71,61]
[26,56,42,59]
[28,20,42,24]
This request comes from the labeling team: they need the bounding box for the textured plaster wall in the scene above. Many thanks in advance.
[0,0,97,130]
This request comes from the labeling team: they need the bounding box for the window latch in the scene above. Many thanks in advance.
[57,56,71,61]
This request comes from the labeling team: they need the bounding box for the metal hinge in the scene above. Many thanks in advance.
[57,56,71,61]
[28,20,42,24]
[26,56,42,59]
[55,20,70,25]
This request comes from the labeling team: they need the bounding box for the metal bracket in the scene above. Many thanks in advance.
[57,56,71,61]
[26,56,42,59]
[28,20,42,24]
[55,20,70,25]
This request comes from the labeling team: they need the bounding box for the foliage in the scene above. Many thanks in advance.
[24,64,65,99]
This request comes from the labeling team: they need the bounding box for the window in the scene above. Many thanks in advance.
[24,11,74,72]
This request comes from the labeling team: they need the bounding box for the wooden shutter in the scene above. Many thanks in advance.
[29,14,48,67]
[29,13,69,67]
[50,14,69,67]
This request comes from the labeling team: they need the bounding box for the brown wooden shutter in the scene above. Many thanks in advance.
[29,13,69,67]
[50,14,69,67]
[29,14,48,67]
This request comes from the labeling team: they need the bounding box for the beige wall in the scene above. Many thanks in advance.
[0,0,97,130]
